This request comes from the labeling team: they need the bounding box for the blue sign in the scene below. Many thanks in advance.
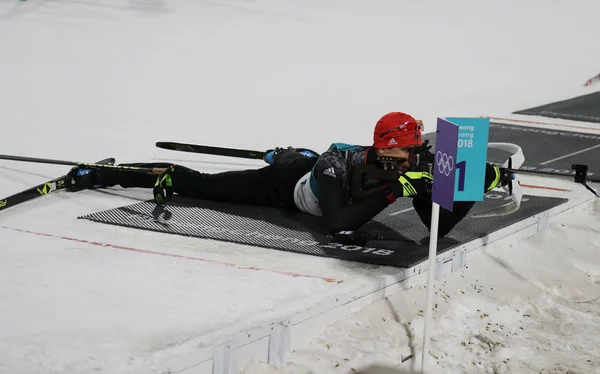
[445,117,490,201]
[432,118,459,211]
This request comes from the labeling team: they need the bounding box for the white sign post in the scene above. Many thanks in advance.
[421,118,458,373]
[421,201,441,373]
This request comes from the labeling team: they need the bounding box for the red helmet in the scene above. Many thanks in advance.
[373,112,423,149]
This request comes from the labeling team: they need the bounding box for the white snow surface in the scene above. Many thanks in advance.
[244,199,600,374]
[1,0,600,373]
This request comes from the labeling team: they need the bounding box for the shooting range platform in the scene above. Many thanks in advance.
[79,194,566,269]
[513,91,600,124]
[79,116,600,271]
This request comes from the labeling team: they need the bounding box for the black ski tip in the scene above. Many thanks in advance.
[98,158,116,165]
[156,142,177,150]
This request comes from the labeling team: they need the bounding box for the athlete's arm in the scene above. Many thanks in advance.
[317,174,391,233]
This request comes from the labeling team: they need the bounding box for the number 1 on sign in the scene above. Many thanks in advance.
[456,160,466,192]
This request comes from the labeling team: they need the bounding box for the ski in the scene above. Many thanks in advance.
[0,154,171,175]
[156,141,321,164]
[0,157,115,213]
[156,141,267,160]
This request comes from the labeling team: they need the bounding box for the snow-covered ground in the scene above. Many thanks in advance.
[244,198,600,374]
[1,0,600,373]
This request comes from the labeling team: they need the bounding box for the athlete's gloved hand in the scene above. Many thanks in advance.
[485,164,514,191]
[381,171,433,202]
[153,169,174,206]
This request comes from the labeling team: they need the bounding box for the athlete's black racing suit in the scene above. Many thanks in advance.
[66,143,505,237]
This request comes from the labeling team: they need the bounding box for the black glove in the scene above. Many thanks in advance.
[485,164,514,191]
[153,168,175,206]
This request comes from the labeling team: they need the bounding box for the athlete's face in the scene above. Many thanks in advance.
[375,147,412,171]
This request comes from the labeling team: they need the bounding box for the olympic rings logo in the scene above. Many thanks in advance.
[436,151,454,176]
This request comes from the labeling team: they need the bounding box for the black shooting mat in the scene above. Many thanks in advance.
[513,91,600,123]
[78,193,566,268]
[423,122,600,182]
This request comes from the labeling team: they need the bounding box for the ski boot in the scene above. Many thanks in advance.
[263,146,320,165]
[65,165,116,192]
